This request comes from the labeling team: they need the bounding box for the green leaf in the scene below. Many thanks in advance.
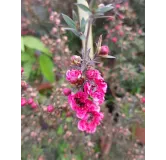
[23,62,33,79]
[72,10,78,22]
[75,3,91,13]
[39,54,55,83]
[99,55,116,59]
[21,52,35,62]
[96,4,114,13]
[61,14,76,29]
[63,27,80,37]
[80,18,86,33]
[57,126,64,135]
[21,37,25,52]
[23,36,51,56]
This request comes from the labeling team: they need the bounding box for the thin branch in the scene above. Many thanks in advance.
[84,17,92,61]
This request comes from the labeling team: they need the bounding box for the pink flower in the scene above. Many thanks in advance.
[47,105,54,112]
[78,109,104,133]
[99,45,110,56]
[91,91,105,105]
[63,88,71,96]
[66,69,82,84]
[31,102,38,109]
[76,102,100,119]
[86,69,103,80]
[27,98,34,105]
[84,79,107,97]
[94,79,107,93]
[84,80,107,95]
[21,97,27,107]
[111,37,118,43]
[68,91,99,119]
[68,91,88,117]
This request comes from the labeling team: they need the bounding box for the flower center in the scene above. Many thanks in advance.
[74,98,85,107]
[87,113,94,122]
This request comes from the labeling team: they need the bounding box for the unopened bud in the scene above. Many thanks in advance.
[63,88,71,96]
[47,105,54,113]
[99,45,110,56]
[70,55,82,65]
[98,3,105,8]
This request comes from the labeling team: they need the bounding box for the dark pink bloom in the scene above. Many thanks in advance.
[78,109,104,133]
[99,45,110,56]
[94,79,107,93]
[68,91,100,119]
[63,88,71,96]
[21,97,27,107]
[84,80,107,95]
[66,69,82,84]
[68,91,88,118]
[91,91,105,105]
[141,97,145,103]
[111,37,118,43]
[31,102,38,109]
[86,69,103,80]
[27,98,34,105]
[47,105,54,112]
[76,102,100,119]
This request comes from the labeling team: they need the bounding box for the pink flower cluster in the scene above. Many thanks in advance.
[65,68,107,133]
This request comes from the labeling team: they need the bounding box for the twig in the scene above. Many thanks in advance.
[85,17,92,61]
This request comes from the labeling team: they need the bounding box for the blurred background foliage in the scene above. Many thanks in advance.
[21,0,145,159]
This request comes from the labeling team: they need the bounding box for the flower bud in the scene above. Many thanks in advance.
[98,3,105,8]
[56,38,61,43]
[21,81,27,89]
[99,45,110,56]
[70,55,82,65]
[47,105,54,113]
[55,19,60,25]
[21,97,27,107]
[27,98,34,105]
[63,88,71,96]
[141,97,145,103]
[52,27,57,34]
[49,15,54,22]
[111,37,118,43]
[31,102,38,109]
